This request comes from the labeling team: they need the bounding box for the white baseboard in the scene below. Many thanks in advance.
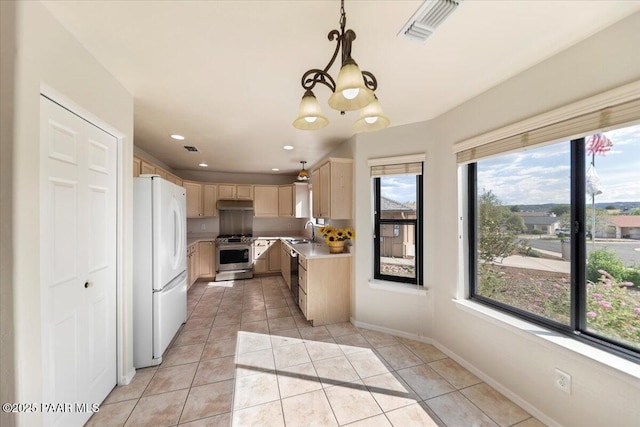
[350,317,434,344]
[119,368,135,386]
[349,317,560,427]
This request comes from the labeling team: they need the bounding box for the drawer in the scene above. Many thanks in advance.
[298,288,307,318]
[298,266,307,293]
[298,254,307,270]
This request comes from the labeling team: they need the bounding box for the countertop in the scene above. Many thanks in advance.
[186,233,352,259]
[282,239,352,259]
[186,232,306,247]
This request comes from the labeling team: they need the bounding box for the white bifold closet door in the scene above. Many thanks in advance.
[40,95,117,427]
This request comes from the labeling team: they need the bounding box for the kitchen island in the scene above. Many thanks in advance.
[282,239,352,327]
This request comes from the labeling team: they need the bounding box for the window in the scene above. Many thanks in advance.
[371,159,423,285]
[468,123,640,359]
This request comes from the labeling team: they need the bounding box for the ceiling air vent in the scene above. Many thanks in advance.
[183,145,199,153]
[398,0,464,43]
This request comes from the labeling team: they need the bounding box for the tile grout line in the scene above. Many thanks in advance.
[102,276,540,427]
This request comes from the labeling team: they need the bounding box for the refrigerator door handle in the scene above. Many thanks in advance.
[154,271,187,293]
[152,270,187,359]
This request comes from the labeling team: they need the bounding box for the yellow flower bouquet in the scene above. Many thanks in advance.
[318,226,355,244]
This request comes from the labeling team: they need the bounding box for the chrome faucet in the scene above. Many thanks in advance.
[304,220,315,241]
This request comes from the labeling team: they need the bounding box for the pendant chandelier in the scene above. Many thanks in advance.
[293,0,390,132]
[297,161,310,181]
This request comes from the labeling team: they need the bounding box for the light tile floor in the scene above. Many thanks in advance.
[88,276,547,427]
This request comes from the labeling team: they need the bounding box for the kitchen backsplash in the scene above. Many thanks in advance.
[187,217,308,235]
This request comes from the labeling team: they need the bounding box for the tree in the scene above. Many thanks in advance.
[630,208,640,215]
[586,207,610,236]
[478,191,523,263]
[509,205,520,212]
[550,204,570,217]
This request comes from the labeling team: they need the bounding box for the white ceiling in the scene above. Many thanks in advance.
[41,0,640,175]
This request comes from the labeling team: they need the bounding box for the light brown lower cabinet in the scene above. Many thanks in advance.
[187,241,215,287]
[281,244,291,289]
[187,244,199,289]
[269,240,281,272]
[198,241,215,279]
[254,239,281,275]
[298,254,351,326]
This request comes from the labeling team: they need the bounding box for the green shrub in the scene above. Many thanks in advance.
[586,270,640,348]
[622,268,640,287]
[587,248,640,287]
[587,248,626,283]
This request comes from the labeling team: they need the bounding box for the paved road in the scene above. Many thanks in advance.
[522,237,640,266]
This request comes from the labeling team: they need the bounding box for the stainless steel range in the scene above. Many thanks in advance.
[215,200,254,281]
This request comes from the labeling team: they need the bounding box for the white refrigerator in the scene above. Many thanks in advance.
[133,175,187,368]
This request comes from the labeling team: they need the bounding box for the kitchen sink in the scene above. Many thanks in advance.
[286,239,311,245]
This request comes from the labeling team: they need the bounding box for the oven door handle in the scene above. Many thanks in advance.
[217,243,252,251]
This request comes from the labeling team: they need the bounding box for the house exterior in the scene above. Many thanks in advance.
[604,215,640,239]
[380,196,416,259]
[515,212,561,234]
[2,2,639,427]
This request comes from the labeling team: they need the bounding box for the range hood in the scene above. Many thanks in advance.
[217,199,254,211]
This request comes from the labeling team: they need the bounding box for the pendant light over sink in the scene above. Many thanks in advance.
[292,0,389,132]
[297,161,310,181]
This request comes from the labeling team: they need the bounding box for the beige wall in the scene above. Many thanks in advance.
[4,2,135,425]
[352,120,434,337]
[353,11,640,427]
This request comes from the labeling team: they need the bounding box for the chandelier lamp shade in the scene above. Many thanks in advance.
[297,161,310,181]
[292,90,329,130]
[353,95,390,132]
[293,0,389,132]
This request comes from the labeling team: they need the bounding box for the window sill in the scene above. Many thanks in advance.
[369,279,428,296]
[454,299,640,385]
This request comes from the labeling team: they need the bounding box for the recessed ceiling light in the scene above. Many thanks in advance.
[171,134,185,140]
[283,145,294,150]
[272,168,280,171]
[199,162,208,167]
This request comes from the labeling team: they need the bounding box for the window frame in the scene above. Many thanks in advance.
[468,138,639,362]
[373,174,424,285]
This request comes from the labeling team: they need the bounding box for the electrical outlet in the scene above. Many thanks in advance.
[200,223,206,230]
[554,368,571,394]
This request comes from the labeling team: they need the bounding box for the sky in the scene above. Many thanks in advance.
[477,124,640,205]
[380,175,417,204]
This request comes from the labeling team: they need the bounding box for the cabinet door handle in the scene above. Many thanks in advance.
[84,281,93,289]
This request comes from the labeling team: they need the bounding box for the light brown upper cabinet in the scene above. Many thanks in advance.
[154,167,167,180]
[218,184,254,200]
[279,183,309,218]
[140,159,155,175]
[254,185,279,217]
[133,157,141,177]
[203,184,218,217]
[134,156,183,186]
[185,182,219,218]
[311,169,320,218]
[165,173,183,187]
[183,181,203,218]
[312,158,352,220]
